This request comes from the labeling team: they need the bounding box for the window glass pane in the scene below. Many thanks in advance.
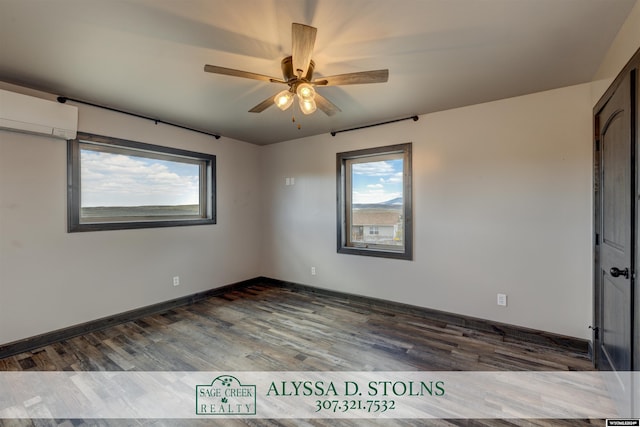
[336,143,411,260]
[350,157,404,248]
[68,133,215,232]
[80,146,202,222]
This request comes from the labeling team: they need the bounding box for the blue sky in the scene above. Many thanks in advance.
[80,149,401,207]
[80,149,200,207]
[351,158,403,204]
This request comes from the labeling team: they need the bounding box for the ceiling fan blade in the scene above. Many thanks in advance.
[291,23,317,78]
[204,64,285,83]
[248,94,277,113]
[318,69,389,86]
[314,93,341,116]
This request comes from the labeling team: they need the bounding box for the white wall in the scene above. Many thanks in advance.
[0,83,262,345]
[260,83,593,339]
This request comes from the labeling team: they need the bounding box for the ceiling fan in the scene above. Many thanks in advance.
[204,23,389,116]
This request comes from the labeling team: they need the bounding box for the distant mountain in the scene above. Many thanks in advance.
[380,197,403,205]
[353,197,403,210]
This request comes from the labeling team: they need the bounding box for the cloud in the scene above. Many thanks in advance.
[351,158,403,204]
[80,150,199,206]
[379,172,403,184]
[352,160,397,177]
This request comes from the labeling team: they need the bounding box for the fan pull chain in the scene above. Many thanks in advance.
[292,114,302,130]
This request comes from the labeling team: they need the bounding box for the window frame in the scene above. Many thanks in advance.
[68,132,216,232]
[336,143,413,260]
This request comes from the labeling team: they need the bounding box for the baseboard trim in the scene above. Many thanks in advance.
[0,276,591,360]
[263,277,591,356]
[0,277,262,359]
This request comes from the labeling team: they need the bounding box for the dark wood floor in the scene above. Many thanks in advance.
[0,283,599,426]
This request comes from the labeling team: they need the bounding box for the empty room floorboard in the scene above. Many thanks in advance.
[0,283,598,426]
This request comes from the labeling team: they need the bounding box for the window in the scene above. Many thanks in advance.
[68,132,216,232]
[337,143,412,260]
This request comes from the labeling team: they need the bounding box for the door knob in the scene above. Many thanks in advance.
[610,267,629,279]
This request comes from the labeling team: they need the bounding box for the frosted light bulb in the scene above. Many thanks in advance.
[296,83,315,100]
[299,97,317,115]
[274,90,294,110]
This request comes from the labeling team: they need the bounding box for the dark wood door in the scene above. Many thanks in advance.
[596,72,636,417]
[596,73,633,374]
[593,49,640,419]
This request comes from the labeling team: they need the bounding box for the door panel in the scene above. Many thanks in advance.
[602,109,628,252]
[597,73,632,374]
[601,272,631,371]
[595,72,634,417]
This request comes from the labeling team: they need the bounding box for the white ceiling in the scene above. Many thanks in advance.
[0,0,636,145]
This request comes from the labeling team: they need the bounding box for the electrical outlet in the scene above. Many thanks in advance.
[173,276,180,287]
[311,267,316,276]
[497,293,507,307]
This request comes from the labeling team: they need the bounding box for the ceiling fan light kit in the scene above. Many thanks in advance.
[204,23,389,117]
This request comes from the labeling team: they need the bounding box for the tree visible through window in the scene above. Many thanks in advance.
[68,133,216,232]
[337,143,412,260]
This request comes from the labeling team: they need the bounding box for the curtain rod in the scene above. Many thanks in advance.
[57,96,221,139]
[330,115,419,136]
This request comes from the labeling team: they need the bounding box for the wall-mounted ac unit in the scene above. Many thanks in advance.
[0,89,78,140]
